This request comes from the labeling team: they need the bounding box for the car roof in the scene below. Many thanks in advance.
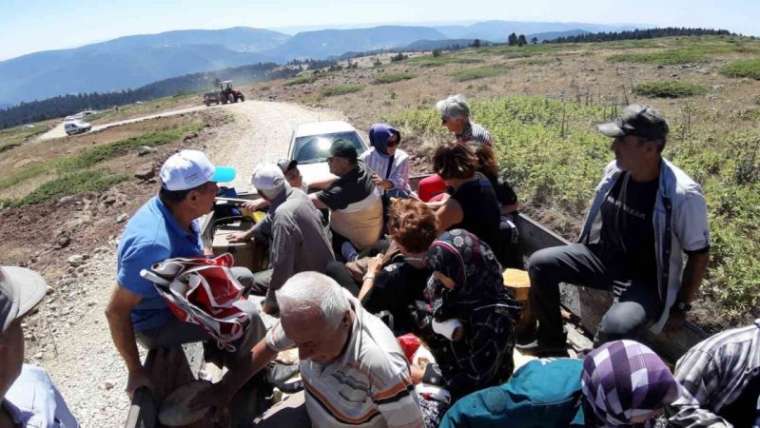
[293,121,357,138]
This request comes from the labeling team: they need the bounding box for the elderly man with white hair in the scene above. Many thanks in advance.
[192,272,426,428]
[229,164,334,314]
[419,95,494,202]
[436,94,492,145]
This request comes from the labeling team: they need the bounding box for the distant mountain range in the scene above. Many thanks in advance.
[0,21,639,105]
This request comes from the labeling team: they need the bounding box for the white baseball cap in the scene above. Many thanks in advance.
[251,164,286,197]
[160,150,236,191]
[0,266,48,333]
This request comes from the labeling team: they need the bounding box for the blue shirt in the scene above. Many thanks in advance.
[116,196,203,331]
[3,364,79,427]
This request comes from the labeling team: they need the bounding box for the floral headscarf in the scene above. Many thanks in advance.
[424,229,519,321]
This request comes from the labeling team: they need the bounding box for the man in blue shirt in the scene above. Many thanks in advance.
[105,150,264,398]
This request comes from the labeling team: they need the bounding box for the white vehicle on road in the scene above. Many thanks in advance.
[64,119,92,136]
[287,121,368,186]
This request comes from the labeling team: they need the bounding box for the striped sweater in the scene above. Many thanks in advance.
[669,319,760,427]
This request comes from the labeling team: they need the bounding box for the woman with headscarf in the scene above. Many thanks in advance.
[412,228,520,401]
[438,339,680,428]
[359,123,413,198]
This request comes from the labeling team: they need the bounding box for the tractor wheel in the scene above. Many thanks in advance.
[239,95,245,102]
[229,94,237,104]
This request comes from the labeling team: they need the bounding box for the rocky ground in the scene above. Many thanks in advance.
[5,100,343,427]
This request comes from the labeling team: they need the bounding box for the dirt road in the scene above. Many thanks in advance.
[37,105,209,141]
[36,100,344,427]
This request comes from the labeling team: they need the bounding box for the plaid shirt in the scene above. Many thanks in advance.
[668,320,760,427]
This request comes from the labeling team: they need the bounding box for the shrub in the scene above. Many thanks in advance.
[319,84,364,97]
[449,65,508,82]
[607,49,708,65]
[14,170,128,207]
[373,73,416,84]
[633,81,707,98]
[720,58,760,80]
[390,53,408,62]
[285,75,318,86]
[407,55,484,67]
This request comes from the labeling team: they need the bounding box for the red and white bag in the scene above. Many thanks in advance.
[140,253,257,351]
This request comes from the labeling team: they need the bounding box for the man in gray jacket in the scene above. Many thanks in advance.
[231,164,335,314]
[519,104,710,355]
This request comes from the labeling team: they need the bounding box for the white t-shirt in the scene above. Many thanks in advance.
[266,292,424,428]
[3,365,79,428]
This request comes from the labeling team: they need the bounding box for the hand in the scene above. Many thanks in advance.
[243,199,266,212]
[410,365,425,385]
[189,381,234,424]
[126,366,153,399]
[366,254,384,276]
[227,231,250,243]
[665,310,687,332]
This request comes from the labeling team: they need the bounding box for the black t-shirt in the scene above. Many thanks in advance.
[483,171,518,207]
[719,372,760,427]
[317,162,375,210]
[600,172,659,282]
[449,173,502,252]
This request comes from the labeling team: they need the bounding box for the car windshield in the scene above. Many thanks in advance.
[292,131,365,164]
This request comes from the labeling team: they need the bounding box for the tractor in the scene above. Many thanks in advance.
[203,80,245,106]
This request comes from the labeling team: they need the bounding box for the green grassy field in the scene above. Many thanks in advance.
[0,122,203,207]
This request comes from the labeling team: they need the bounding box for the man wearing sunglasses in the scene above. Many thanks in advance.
[520,104,710,356]
[436,94,492,146]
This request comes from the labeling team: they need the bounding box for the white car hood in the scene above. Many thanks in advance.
[298,162,337,188]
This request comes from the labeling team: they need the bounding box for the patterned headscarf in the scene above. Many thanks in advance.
[581,340,680,427]
[425,229,518,321]
[368,123,400,156]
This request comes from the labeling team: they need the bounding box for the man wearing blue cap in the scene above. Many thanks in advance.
[105,150,264,398]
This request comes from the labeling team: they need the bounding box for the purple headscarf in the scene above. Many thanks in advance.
[582,340,680,427]
[368,123,400,156]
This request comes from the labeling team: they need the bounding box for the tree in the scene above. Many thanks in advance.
[531,37,539,44]
[518,35,528,46]
[507,33,518,46]
[472,38,481,48]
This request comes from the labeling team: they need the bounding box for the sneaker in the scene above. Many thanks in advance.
[515,339,569,358]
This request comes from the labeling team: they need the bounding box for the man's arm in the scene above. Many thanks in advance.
[308,176,337,191]
[309,192,329,210]
[678,251,709,305]
[105,285,151,397]
[668,349,731,427]
[190,336,278,411]
[268,220,298,292]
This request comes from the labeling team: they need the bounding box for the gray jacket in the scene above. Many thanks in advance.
[579,158,709,333]
[257,186,335,291]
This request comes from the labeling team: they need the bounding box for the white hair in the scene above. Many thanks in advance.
[276,272,350,330]
[435,94,470,119]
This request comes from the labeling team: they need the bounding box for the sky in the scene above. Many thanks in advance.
[1,0,759,61]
